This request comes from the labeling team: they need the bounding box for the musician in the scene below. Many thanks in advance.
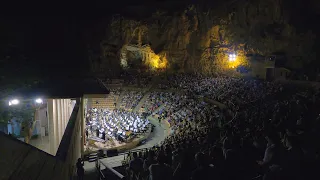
[96,128,99,137]
[102,131,106,141]
[87,107,150,141]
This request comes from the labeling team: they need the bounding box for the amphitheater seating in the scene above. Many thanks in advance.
[89,92,119,110]
[119,91,144,110]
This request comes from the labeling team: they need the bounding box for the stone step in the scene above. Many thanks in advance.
[133,92,150,112]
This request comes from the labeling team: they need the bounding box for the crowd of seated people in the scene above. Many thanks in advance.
[124,74,320,180]
[86,108,149,142]
[167,99,211,128]
[123,74,152,87]
[160,74,281,110]
[155,92,187,121]
[120,91,144,110]
[141,92,172,114]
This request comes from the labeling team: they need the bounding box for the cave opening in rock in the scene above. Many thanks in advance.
[120,44,168,71]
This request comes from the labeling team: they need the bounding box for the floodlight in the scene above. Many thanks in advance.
[35,98,43,104]
[9,99,20,106]
[229,53,237,62]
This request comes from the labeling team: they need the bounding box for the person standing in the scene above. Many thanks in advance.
[257,131,285,180]
[102,131,106,141]
[127,152,144,179]
[149,153,173,180]
[76,158,84,180]
[96,128,99,137]
[191,152,219,180]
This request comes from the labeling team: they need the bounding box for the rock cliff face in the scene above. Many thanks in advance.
[96,6,237,75]
[91,0,316,76]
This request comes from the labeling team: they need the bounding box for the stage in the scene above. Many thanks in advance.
[84,124,152,154]
[84,106,152,153]
[83,117,170,170]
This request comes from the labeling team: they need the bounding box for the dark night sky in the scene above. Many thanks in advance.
[0,15,91,76]
[0,0,193,75]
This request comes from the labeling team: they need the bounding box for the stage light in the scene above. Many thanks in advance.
[35,98,43,104]
[9,99,20,106]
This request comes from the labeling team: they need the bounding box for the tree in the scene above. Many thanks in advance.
[0,54,42,141]
[0,103,10,124]
[8,102,37,143]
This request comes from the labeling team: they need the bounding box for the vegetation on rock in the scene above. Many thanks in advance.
[90,0,316,76]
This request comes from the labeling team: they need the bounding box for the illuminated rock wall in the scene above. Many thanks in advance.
[92,0,313,75]
[99,7,242,74]
[121,45,168,70]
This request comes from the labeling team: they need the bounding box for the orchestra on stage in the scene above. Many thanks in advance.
[85,108,150,143]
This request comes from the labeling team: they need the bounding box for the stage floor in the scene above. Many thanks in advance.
[84,124,152,153]
[84,134,146,152]
[83,116,170,171]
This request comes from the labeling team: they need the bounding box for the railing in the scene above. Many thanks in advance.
[96,156,126,180]
[120,148,151,165]
[90,147,155,180]
[85,147,151,163]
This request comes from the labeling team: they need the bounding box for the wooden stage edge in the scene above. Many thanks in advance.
[83,125,153,155]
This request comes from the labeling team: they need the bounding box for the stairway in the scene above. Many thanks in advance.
[116,91,126,109]
[106,92,119,110]
[133,92,150,113]
[147,103,166,121]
